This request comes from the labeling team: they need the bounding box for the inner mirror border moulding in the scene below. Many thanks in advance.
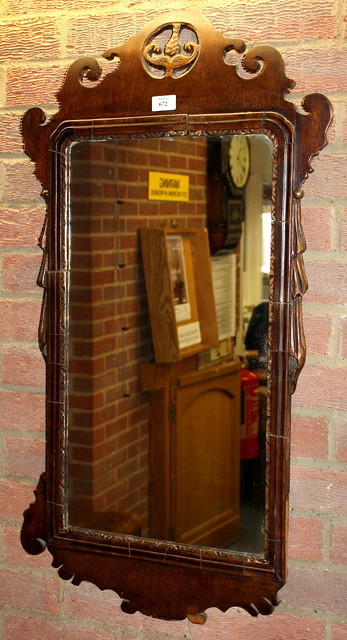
[20,10,332,623]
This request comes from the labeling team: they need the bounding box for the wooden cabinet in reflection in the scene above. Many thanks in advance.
[140,358,241,549]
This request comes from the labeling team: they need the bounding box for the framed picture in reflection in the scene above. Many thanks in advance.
[167,234,190,321]
[139,227,219,362]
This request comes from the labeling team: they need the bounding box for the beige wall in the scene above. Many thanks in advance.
[0,1,346,639]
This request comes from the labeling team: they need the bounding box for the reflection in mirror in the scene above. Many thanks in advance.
[67,134,272,556]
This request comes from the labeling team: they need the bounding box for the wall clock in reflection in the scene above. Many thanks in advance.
[228,135,250,189]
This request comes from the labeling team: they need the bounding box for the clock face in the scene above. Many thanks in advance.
[228,136,250,188]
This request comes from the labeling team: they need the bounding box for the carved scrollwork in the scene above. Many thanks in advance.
[290,189,308,393]
[21,472,48,555]
[46,542,281,621]
[57,56,103,97]
[298,93,332,183]
[245,595,280,617]
[37,208,48,360]
[242,45,295,92]
[142,22,200,78]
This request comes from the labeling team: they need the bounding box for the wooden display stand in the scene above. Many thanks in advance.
[140,357,241,548]
[140,228,219,362]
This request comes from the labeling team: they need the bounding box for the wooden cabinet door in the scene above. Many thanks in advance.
[171,364,240,548]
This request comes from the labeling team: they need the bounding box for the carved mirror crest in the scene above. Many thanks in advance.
[21,11,331,622]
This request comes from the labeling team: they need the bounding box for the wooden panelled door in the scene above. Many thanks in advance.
[170,363,241,548]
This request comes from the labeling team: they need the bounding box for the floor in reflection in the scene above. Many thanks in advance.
[228,502,264,555]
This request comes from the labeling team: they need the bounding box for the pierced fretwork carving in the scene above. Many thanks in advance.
[142,22,200,78]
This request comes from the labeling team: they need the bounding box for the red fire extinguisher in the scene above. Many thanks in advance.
[240,368,259,460]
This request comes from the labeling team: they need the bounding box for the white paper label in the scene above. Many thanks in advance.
[152,95,177,112]
[177,321,201,349]
[211,253,237,339]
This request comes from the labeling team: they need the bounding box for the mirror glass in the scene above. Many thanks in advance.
[66,134,272,556]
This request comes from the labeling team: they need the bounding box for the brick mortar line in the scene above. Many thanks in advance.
[305,353,347,368]
[329,101,344,139]
[304,250,347,262]
[289,509,347,522]
[0,291,43,300]
[328,409,339,462]
[332,207,345,251]
[304,246,346,257]
[0,480,41,491]
[1,56,108,70]
[0,201,46,210]
[324,515,333,566]
[0,247,41,255]
[303,302,347,314]
[1,373,44,389]
[290,455,341,468]
[332,0,347,39]
[0,71,6,110]
[0,431,4,476]
[1,431,45,441]
[315,143,347,152]
[0,604,127,637]
[0,341,42,351]
[0,106,57,114]
[331,314,343,361]
[0,152,38,161]
[0,383,45,394]
[3,470,46,485]
[298,196,345,205]
[58,15,68,59]
[288,556,347,572]
[0,156,40,163]
[290,456,347,470]
[280,602,346,624]
[289,503,347,521]
[279,90,347,102]
[0,339,42,347]
[292,406,347,422]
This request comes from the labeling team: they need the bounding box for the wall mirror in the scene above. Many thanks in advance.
[21,11,331,622]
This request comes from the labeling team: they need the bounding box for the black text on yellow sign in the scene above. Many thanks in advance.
[148,171,189,202]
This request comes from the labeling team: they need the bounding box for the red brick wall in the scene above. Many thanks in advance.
[68,138,206,529]
[0,2,346,639]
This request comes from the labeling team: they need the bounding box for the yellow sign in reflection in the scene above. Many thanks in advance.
[148,171,189,202]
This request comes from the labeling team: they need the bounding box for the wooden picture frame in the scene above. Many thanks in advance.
[140,227,219,362]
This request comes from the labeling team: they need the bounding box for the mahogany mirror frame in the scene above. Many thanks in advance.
[20,10,332,622]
